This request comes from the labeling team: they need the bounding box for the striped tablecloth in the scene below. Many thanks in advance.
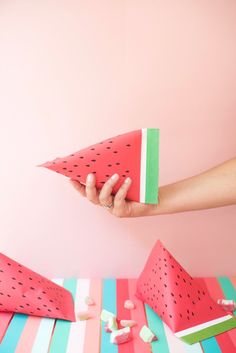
[0,277,235,353]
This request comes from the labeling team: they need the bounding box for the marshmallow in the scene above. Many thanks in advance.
[139,325,157,343]
[120,319,136,328]
[100,309,116,322]
[77,311,91,321]
[124,299,135,310]
[84,296,95,306]
[110,327,132,344]
[105,316,118,332]
[217,299,236,312]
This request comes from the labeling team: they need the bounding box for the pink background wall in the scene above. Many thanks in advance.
[0,1,235,279]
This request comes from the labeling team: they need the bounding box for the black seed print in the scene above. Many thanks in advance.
[38,297,42,300]
[179,294,182,298]
[187,294,190,298]
[12,287,16,290]
[7,294,11,297]
[42,291,46,294]
[73,164,78,167]
[113,151,118,153]
[171,293,174,297]
[37,308,41,311]
[165,304,168,307]
[7,263,11,266]
[12,277,16,280]
[68,170,73,172]
[63,167,67,170]
[126,144,131,147]
[85,164,90,167]
[122,175,126,177]
[49,299,53,303]
[70,154,74,156]
[187,316,190,320]
[48,309,52,312]
[29,277,33,280]
[116,162,120,165]
[63,161,67,163]
[169,315,172,318]
[20,305,24,308]
[192,312,194,316]
[209,306,213,310]
[91,159,96,162]
[106,147,111,149]
[0,293,3,295]
[180,313,182,318]
[192,301,195,305]
[175,282,178,286]
[79,156,84,159]
[108,164,112,167]
[18,282,23,285]
[90,148,95,150]
[77,175,81,178]
[30,287,35,290]
[26,303,30,306]
[96,153,100,156]
[18,270,22,273]
[22,294,26,298]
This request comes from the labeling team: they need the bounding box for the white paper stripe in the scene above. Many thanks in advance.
[65,279,90,353]
[175,314,232,338]
[140,128,147,203]
[31,279,63,353]
[164,323,203,353]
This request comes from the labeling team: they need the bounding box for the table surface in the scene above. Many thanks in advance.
[0,277,235,353]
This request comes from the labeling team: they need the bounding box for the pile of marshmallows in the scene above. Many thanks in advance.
[77,297,157,345]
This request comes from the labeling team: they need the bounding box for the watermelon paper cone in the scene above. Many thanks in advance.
[136,240,236,344]
[38,128,160,204]
[0,253,75,321]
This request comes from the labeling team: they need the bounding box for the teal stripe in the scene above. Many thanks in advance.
[201,337,222,353]
[218,277,236,315]
[145,304,170,353]
[0,314,28,353]
[48,278,77,353]
[145,128,159,204]
[100,279,118,353]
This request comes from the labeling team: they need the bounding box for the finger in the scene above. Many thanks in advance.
[113,177,132,208]
[99,173,119,206]
[85,173,100,204]
[69,179,86,197]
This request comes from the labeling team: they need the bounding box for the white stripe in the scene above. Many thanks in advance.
[31,279,63,353]
[164,323,203,353]
[175,314,233,338]
[140,128,147,203]
[65,279,90,353]
[164,323,188,353]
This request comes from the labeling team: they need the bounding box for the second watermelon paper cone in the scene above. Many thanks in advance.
[136,240,236,344]
[38,128,159,204]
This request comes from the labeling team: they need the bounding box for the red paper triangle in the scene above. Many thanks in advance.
[136,240,235,341]
[0,253,75,321]
[38,129,159,204]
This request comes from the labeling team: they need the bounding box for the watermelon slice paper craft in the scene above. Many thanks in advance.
[38,128,159,204]
[136,240,236,344]
[0,253,75,321]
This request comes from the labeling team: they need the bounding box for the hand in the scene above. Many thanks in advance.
[69,173,157,218]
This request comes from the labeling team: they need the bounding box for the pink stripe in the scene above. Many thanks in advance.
[14,316,42,353]
[83,279,102,353]
[128,279,151,353]
[116,279,135,353]
[202,278,236,351]
[0,312,13,343]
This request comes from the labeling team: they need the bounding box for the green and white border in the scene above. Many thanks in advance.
[175,314,236,344]
[140,128,159,204]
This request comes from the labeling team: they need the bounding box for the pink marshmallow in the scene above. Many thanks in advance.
[124,299,135,310]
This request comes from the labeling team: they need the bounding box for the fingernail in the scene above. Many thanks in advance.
[111,173,119,180]
[87,174,93,183]
[125,177,131,184]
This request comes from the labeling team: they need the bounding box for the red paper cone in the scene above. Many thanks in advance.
[0,253,75,321]
[38,129,160,204]
[136,240,236,344]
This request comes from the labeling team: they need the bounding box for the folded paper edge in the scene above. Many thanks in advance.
[139,128,159,205]
[177,316,236,344]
